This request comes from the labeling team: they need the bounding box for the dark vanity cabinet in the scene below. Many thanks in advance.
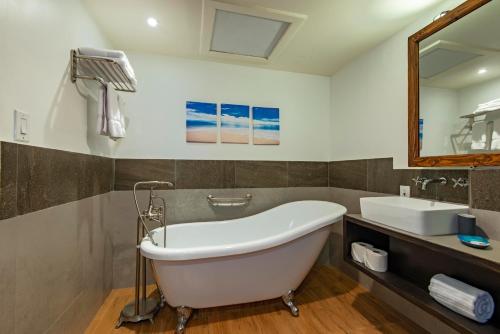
[343,214,500,334]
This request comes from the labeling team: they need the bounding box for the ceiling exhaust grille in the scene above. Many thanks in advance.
[210,10,290,59]
[201,0,306,63]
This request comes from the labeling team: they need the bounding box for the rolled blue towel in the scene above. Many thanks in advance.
[428,274,495,323]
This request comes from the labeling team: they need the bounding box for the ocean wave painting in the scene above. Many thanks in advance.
[221,104,250,144]
[186,101,217,143]
[252,107,280,145]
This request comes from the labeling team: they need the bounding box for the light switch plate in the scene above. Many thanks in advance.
[14,110,29,142]
[400,185,410,198]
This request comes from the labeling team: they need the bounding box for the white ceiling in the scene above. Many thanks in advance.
[83,0,446,76]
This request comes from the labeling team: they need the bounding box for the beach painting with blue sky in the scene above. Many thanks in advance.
[252,107,280,145]
[221,104,250,144]
[186,101,217,143]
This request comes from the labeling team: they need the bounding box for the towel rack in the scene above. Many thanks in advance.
[207,194,252,207]
[460,108,500,119]
[70,49,136,92]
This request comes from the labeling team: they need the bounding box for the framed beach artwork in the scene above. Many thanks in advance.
[220,104,250,144]
[252,107,280,145]
[186,101,218,143]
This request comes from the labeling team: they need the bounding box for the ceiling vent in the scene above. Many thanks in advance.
[201,0,306,62]
[419,40,483,79]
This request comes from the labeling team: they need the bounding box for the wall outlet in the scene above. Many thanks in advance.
[400,185,410,198]
[14,110,30,142]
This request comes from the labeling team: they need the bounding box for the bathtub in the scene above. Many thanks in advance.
[140,200,346,333]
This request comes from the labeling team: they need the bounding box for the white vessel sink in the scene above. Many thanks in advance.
[360,196,468,236]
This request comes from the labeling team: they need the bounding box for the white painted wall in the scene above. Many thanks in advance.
[417,77,500,156]
[0,0,115,156]
[329,0,464,168]
[116,53,331,161]
[459,76,500,117]
[419,86,459,156]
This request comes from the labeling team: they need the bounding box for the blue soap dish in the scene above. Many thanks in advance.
[458,235,490,249]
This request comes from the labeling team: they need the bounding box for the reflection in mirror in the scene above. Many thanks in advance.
[419,0,500,157]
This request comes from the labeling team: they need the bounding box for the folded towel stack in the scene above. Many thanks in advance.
[78,47,137,88]
[429,274,495,323]
[474,98,500,113]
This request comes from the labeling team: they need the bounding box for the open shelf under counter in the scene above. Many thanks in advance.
[343,214,500,334]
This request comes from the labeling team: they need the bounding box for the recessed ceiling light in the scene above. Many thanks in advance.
[478,68,487,75]
[147,17,158,27]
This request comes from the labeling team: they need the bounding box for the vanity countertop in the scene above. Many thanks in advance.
[346,214,500,267]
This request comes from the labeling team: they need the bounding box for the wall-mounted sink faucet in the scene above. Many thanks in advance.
[412,176,447,190]
[421,177,447,190]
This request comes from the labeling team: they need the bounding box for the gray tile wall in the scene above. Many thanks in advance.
[0,194,113,334]
[114,159,329,190]
[114,157,500,209]
[0,142,113,220]
[329,158,469,204]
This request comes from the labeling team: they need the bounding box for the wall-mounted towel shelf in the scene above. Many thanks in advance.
[460,108,500,119]
[207,194,252,207]
[70,49,136,92]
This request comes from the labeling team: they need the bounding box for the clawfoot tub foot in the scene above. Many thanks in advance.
[176,306,193,334]
[282,290,299,317]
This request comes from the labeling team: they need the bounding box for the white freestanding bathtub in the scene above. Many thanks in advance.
[140,200,346,333]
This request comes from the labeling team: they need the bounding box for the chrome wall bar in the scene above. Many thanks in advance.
[207,194,252,207]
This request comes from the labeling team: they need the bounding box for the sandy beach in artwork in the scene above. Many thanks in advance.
[221,128,249,144]
[253,129,280,145]
[186,127,217,143]
[254,137,280,145]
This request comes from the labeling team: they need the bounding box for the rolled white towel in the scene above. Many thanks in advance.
[428,274,494,323]
[351,242,373,264]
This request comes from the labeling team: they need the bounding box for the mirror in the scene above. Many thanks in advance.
[408,0,500,167]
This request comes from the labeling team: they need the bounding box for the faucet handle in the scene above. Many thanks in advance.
[411,176,426,185]
[451,177,469,188]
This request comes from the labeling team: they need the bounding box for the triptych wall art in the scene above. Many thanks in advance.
[186,101,280,145]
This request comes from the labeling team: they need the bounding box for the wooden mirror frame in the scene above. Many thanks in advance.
[408,0,496,167]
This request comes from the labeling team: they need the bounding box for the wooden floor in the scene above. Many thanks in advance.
[86,266,426,334]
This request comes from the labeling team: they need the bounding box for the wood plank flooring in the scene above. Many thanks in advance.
[86,266,427,334]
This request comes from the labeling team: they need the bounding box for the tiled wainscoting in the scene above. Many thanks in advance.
[2,142,500,334]
[0,142,113,334]
[329,158,470,204]
[0,142,113,220]
[0,194,113,334]
[114,159,329,190]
